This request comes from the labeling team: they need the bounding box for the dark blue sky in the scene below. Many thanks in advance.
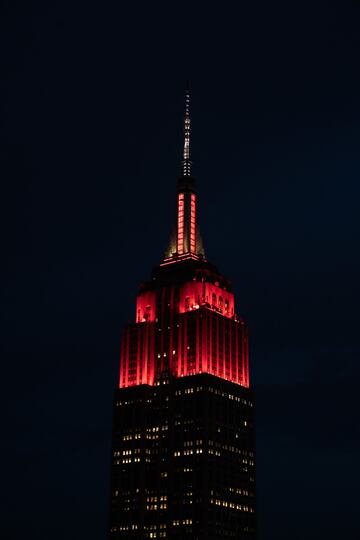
[1,1,360,539]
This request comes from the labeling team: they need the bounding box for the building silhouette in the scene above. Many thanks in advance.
[109,91,256,539]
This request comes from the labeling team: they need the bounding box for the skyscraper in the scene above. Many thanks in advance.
[109,91,256,539]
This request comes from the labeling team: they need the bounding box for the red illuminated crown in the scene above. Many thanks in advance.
[119,89,249,390]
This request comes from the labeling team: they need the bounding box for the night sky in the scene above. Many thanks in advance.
[2,1,360,539]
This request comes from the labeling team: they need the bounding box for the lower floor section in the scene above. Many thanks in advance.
[109,373,256,539]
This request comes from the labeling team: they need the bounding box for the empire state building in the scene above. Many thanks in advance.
[109,91,256,539]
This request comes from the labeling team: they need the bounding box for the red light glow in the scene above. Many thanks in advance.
[120,278,249,389]
[190,193,196,253]
[179,281,235,319]
[136,291,156,323]
[119,322,156,388]
[177,193,184,255]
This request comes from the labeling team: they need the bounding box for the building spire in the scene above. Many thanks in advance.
[182,85,192,176]
[162,87,205,263]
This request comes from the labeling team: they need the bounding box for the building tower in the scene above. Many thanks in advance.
[109,91,256,540]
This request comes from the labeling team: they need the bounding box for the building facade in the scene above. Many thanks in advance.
[109,92,256,539]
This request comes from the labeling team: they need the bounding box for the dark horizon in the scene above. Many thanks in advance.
[2,2,360,539]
